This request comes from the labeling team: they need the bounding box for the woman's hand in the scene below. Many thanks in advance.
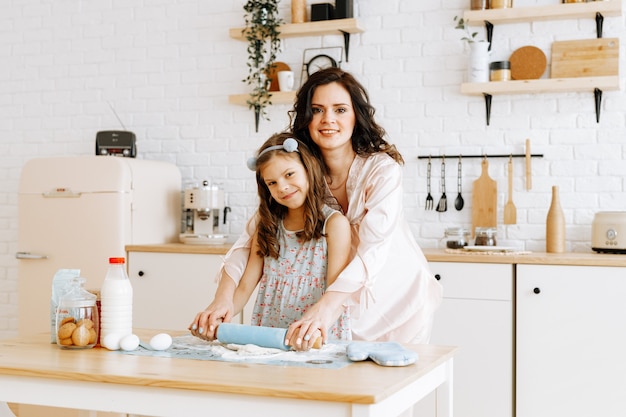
[285,292,348,351]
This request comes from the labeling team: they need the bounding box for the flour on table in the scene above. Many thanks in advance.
[171,334,345,361]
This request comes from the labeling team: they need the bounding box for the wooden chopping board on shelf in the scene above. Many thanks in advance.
[471,159,497,238]
[551,38,619,78]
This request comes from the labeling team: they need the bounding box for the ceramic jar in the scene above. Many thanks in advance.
[468,42,490,83]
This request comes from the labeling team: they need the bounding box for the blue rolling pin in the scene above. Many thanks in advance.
[216,323,323,350]
[216,323,290,350]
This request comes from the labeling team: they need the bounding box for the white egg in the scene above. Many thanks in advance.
[102,333,123,350]
[149,333,173,351]
[119,334,140,351]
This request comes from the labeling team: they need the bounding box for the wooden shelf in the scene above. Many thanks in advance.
[461,76,620,96]
[228,91,295,107]
[228,18,364,113]
[461,1,622,124]
[228,18,364,40]
[463,0,622,25]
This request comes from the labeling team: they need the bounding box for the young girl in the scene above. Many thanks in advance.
[208,133,352,349]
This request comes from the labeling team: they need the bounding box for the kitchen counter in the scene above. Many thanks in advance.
[126,242,231,255]
[127,244,626,267]
[423,248,626,267]
[0,330,458,417]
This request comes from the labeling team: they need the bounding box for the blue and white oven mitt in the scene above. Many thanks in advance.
[346,341,418,367]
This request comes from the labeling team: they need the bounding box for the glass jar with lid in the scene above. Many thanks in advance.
[443,227,471,249]
[55,277,99,349]
[474,227,497,246]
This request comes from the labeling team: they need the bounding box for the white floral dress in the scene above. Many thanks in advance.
[250,205,351,341]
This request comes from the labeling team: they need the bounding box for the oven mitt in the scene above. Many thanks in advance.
[346,341,418,367]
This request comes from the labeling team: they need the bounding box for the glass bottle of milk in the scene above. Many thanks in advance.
[100,257,133,349]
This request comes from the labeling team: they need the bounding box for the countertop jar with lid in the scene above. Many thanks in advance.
[490,61,511,82]
[55,277,99,349]
[443,227,471,249]
[474,227,497,246]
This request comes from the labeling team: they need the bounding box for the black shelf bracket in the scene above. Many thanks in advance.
[485,21,494,51]
[594,88,602,123]
[340,31,351,62]
[596,12,604,38]
[484,93,492,126]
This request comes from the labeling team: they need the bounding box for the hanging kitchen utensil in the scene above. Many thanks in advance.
[525,138,532,190]
[436,157,447,212]
[455,156,464,211]
[425,156,434,210]
[504,156,517,224]
[471,157,497,237]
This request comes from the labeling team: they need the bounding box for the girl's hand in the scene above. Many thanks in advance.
[188,298,234,341]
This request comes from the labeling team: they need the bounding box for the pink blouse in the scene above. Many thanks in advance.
[218,153,442,344]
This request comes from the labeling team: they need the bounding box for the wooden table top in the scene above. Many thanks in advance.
[0,331,458,405]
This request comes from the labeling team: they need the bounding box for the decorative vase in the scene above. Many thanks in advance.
[546,185,566,253]
[468,41,490,83]
[291,0,306,23]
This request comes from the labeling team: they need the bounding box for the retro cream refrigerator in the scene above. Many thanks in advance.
[17,155,181,336]
[16,156,181,417]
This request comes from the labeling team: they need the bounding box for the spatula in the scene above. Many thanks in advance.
[436,157,447,212]
[504,157,517,224]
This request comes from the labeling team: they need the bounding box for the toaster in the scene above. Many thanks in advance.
[591,211,626,254]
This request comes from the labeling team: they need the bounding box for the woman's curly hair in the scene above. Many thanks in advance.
[289,67,404,169]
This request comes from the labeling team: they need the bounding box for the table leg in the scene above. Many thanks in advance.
[435,358,454,417]
[0,402,16,417]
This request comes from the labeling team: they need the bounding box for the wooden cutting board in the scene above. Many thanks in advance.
[472,159,497,238]
[551,38,619,78]
[510,45,547,80]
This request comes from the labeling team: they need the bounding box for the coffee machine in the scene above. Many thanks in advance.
[179,180,230,245]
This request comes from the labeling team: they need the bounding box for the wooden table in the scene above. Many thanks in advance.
[0,331,457,417]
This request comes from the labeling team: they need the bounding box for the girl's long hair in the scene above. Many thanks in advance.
[289,67,404,167]
[254,132,327,259]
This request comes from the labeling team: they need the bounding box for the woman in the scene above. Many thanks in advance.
[190,68,441,348]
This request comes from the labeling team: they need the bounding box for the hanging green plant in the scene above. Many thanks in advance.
[242,0,283,132]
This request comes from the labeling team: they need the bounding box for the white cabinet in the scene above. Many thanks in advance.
[127,251,241,331]
[414,262,514,417]
[516,264,626,417]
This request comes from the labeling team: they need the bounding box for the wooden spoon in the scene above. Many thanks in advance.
[504,157,517,224]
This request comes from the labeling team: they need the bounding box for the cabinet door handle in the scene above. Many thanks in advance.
[434,274,441,281]
[533,287,541,294]
[138,270,145,277]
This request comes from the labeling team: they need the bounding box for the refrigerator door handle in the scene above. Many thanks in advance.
[16,252,48,260]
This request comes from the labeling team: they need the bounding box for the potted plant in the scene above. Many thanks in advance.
[454,16,482,44]
[454,16,490,83]
[243,0,283,132]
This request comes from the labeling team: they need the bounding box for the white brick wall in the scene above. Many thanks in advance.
[1,0,625,338]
